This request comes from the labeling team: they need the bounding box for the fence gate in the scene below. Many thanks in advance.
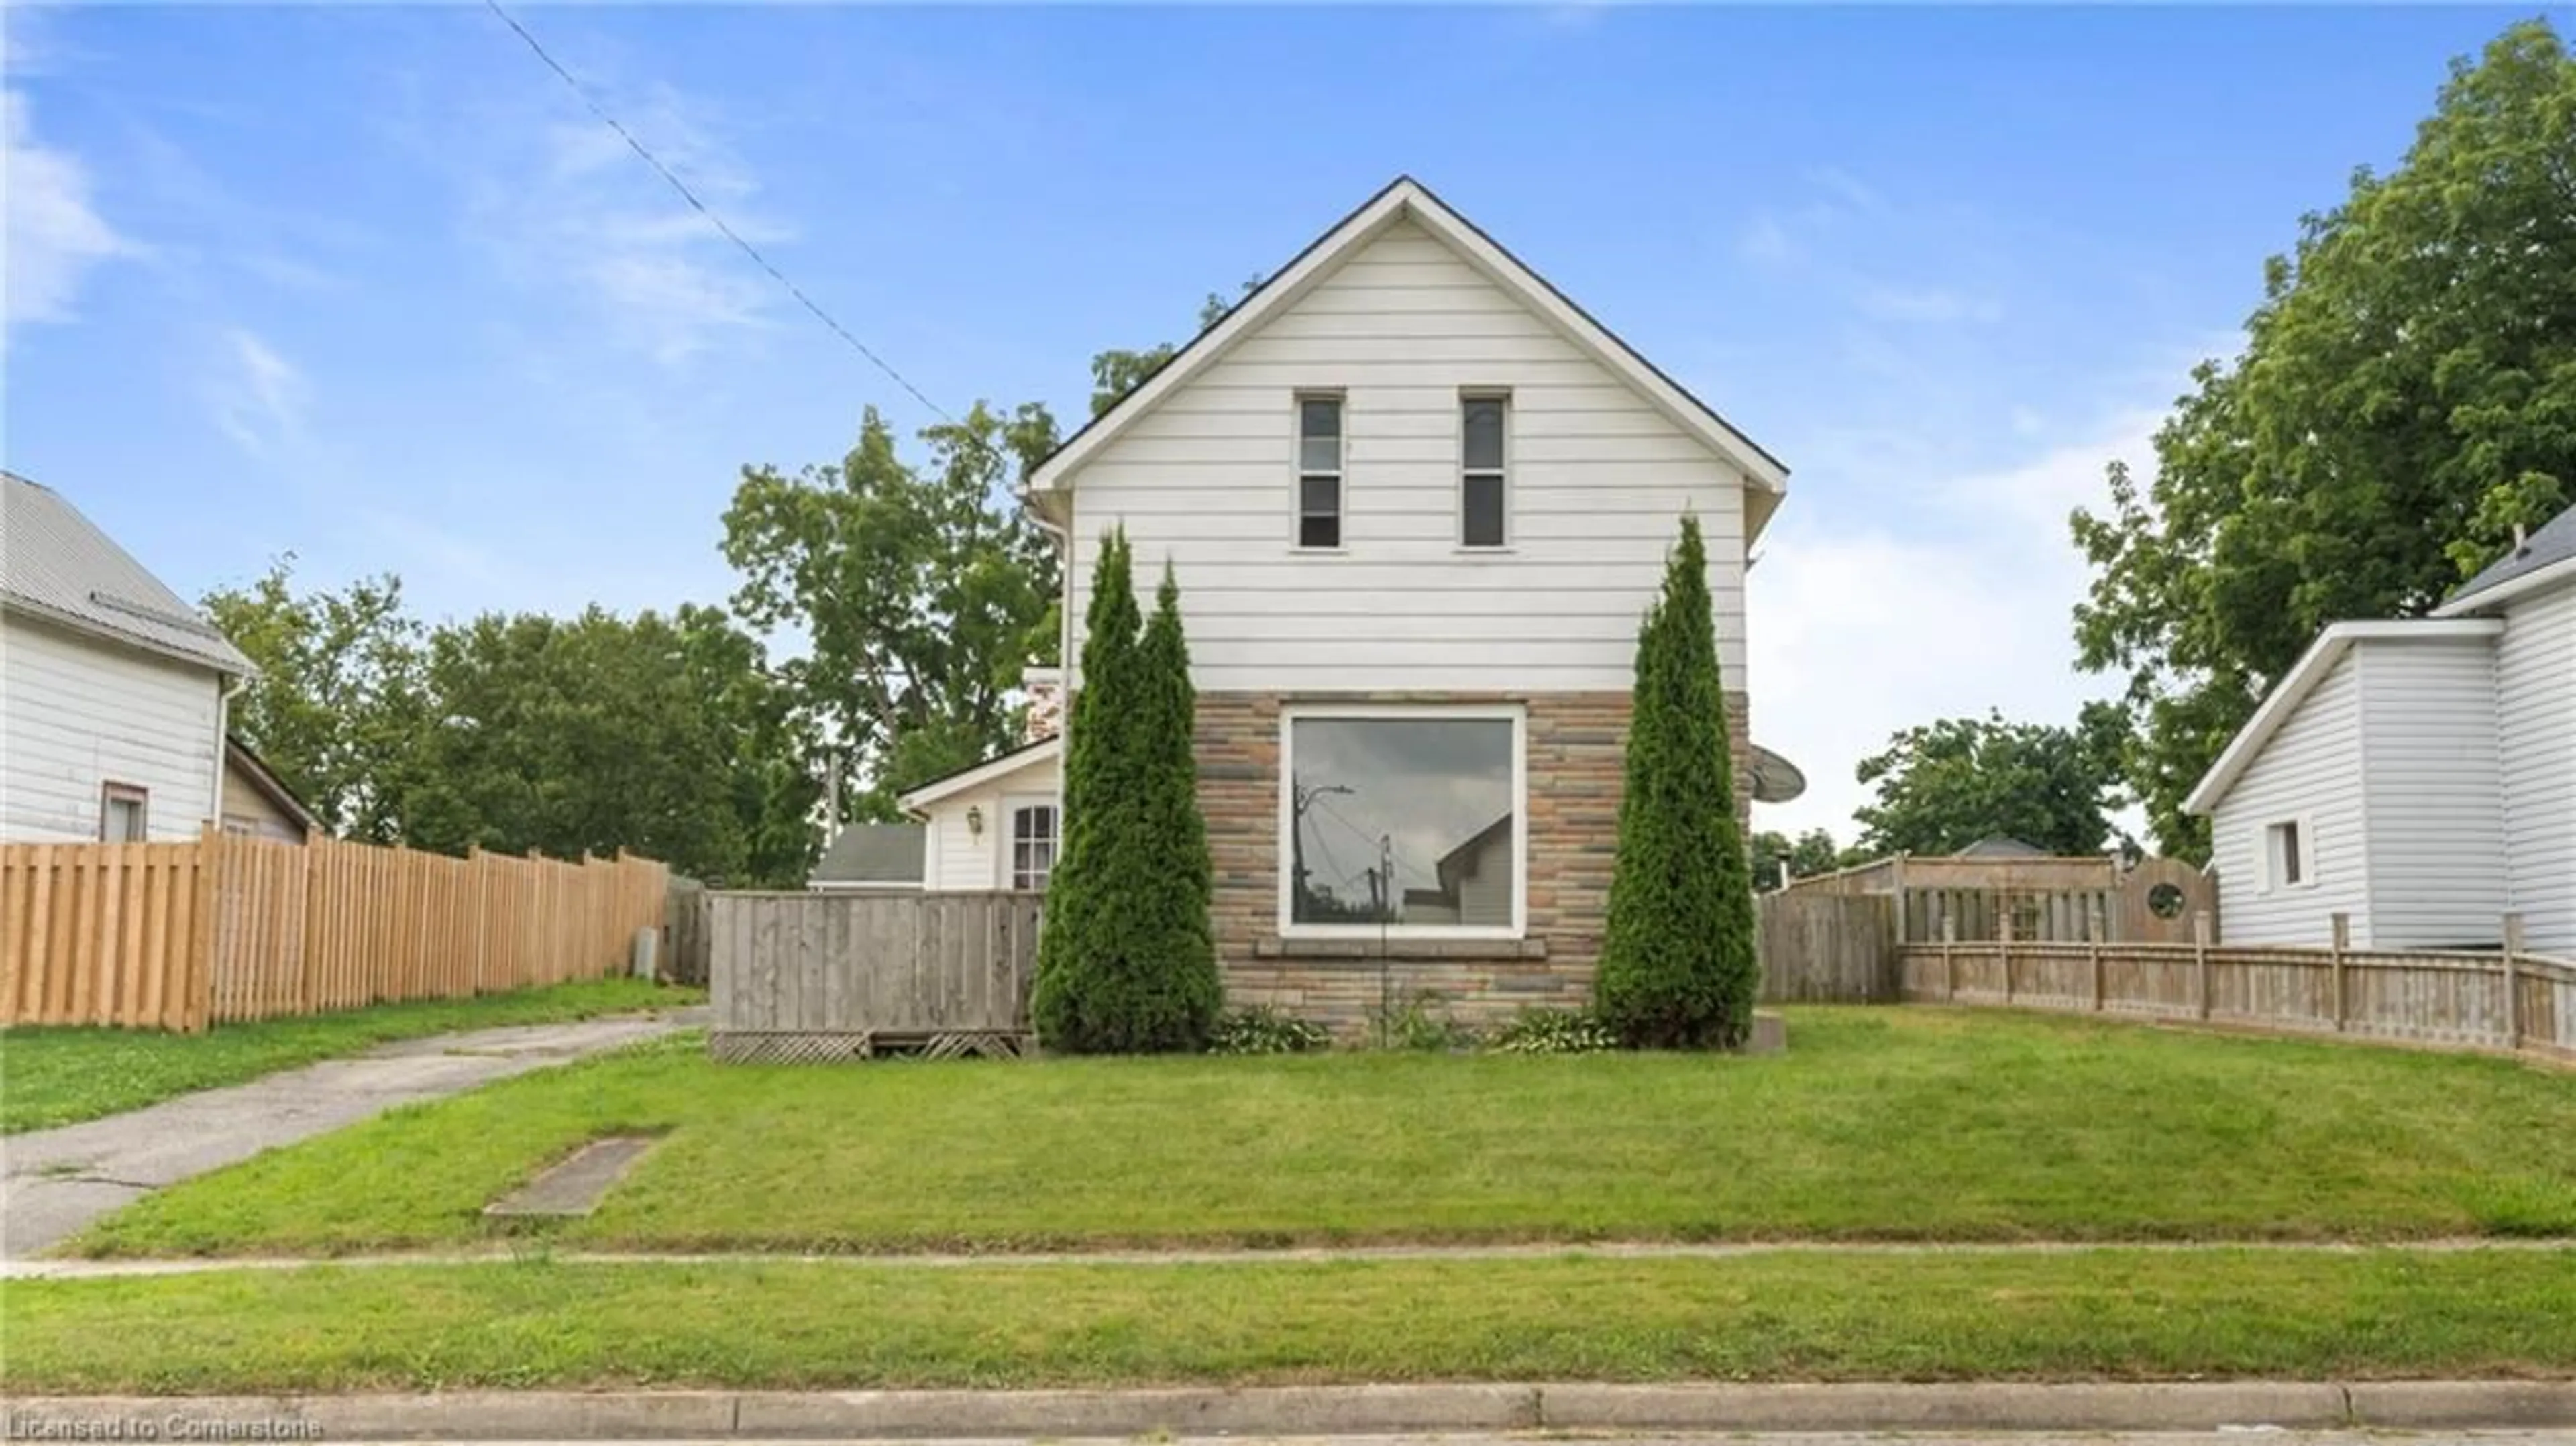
[708,891,1044,1062]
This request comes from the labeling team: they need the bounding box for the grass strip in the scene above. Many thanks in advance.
[6,1249,2571,1394]
[68,1008,2576,1256]
[2,979,700,1134]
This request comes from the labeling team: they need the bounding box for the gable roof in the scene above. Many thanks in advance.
[2182,618,2504,816]
[810,822,926,887]
[2,471,255,675]
[1024,176,1788,535]
[2432,503,2576,617]
[896,734,1061,814]
[225,736,325,836]
[1955,835,2049,858]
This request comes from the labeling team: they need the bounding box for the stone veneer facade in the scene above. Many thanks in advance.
[1196,690,1752,1035]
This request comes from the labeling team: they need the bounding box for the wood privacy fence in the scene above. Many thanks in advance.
[1897,913,2576,1062]
[708,890,1044,1062]
[1758,892,1897,1002]
[1785,854,2214,946]
[2,829,670,1032]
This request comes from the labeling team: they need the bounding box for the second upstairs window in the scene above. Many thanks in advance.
[1461,394,1509,547]
[1297,395,1343,549]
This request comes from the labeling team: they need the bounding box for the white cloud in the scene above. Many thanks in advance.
[1853,284,2004,326]
[3,90,134,332]
[209,328,310,456]
[1748,410,2160,844]
[468,83,786,366]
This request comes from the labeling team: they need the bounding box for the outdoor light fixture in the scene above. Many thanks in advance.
[966,805,984,836]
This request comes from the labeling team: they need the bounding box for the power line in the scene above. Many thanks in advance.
[480,0,953,423]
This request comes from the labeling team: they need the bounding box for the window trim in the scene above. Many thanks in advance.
[1458,389,1510,549]
[1275,702,1527,942]
[99,781,149,842]
[1000,793,1061,893]
[2259,814,2315,893]
[1291,391,1346,552]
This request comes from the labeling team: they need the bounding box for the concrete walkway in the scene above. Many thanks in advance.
[1,1011,700,1258]
[10,1234,2567,1280]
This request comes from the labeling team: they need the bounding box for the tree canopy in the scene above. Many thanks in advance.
[2072,19,2575,858]
[205,563,818,885]
[1851,708,2129,860]
[721,402,1062,822]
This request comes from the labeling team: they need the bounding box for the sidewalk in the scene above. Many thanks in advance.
[9,1233,2569,1279]
[1,1011,699,1258]
[3,1380,2569,1439]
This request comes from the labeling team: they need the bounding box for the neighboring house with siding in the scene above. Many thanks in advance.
[901,177,1803,1023]
[221,736,323,843]
[2185,504,2576,955]
[1,472,256,844]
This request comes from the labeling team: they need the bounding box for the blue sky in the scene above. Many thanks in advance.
[6,3,2561,839]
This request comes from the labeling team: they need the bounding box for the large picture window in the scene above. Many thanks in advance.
[1280,706,1523,936]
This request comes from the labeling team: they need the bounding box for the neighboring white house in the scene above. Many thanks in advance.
[2185,504,2576,955]
[1,472,257,843]
[906,176,1803,1021]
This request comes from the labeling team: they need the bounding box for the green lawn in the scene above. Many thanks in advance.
[1,979,701,1134]
[68,1007,2576,1258]
[5,1249,2569,1393]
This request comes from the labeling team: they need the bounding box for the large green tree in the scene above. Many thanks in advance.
[2072,19,2575,859]
[722,402,1062,822]
[400,604,819,885]
[1594,514,1760,1049]
[1851,708,2129,859]
[202,557,427,842]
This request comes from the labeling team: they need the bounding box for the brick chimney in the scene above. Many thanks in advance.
[1022,666,1063,743]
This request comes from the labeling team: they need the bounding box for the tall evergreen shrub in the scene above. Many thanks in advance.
[1593,513,1761,1047]
[1030,533,1220,1052]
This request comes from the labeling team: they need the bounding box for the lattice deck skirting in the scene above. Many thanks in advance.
[708,1029,1034,1064]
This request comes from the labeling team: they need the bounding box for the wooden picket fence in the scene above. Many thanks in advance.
[1,828,670,1032]
[1897,913,2576,1062]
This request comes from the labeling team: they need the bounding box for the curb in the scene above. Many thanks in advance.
[7,1380,2572,1438]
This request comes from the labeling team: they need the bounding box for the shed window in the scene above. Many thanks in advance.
[2265,819,2310,889]
[1296,396,1343,549]
[1011,804,1059,893]
[101,783,148,842]
[1460,394,1508,547]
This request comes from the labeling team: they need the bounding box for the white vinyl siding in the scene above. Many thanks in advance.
[2497,586,2576,954]
[2357,635,2509,948]
[914,752,1059,892]
[1,612,223,842]
[1065,217,1750,695]
[2211,651,2371,945]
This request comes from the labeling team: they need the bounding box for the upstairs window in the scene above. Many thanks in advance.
[1461,394,1509,547]
[1297,395,1343,549]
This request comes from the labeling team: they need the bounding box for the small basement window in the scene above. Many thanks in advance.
[101,783,148,842]
[1296,394,1343,549]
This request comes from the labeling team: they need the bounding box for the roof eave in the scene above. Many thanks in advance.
[1,594,256,678]
[2429,554,2576,618]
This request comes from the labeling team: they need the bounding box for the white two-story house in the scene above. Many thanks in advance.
[896,177,1799,1024]
[2185,503,2576,956]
